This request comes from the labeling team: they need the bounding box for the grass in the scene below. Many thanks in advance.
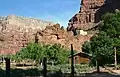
[1,63,120,77]
[0,62,96,77]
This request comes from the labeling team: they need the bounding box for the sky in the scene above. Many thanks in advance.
[0,0,81,28]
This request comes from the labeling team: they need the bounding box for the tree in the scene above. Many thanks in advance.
[12,42,70,64]
[82,11,120,71]
[12,42,45,62]
[43,44,70,64]
[82,32,114,72]
[100,11,120,68]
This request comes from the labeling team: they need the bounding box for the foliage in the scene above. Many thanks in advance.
[101,12,120,63]
[11,42,44,62]
[101,12,120,38]
[11,43,70,64]
[82,32,114,66]
[82,11,120,66]
[100,12,120,47]
[43,44,70,64]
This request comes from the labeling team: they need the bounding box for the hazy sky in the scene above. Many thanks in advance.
[0,0,81,27]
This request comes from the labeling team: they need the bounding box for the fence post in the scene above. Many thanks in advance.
[43,57,47,77]
[5,58,10,77]
[71,44,74,77]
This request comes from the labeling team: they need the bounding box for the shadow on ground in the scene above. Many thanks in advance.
[0,68,120,77]
[75,72,120,77]
[0,68,63,77]
[0,68,42,77]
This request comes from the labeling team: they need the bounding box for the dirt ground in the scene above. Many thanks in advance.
[80,72,120,77]
[63,72,120,77]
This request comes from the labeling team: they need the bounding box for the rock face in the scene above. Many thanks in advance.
[0,21,91,54]
[1,15,54,31]
[0,15,55,54]
[36,24,92,51]
[67,0,104,31]
[67,0,120,31]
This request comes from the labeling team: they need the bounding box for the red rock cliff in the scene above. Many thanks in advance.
[36,24,92,52]
[68,0,104,31]
[67,0,120,31]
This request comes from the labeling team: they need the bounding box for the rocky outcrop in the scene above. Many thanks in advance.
[0,15,55,54]
[67,0,120,32]
[36,24,92,51]
[0,22,91,54]
[67,0,104,31]
[0,15,54,31]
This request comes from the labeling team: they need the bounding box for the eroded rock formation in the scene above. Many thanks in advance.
[36,24,92,51]
[0,15,54,31]
[0,15,55,54]
[68,0,104,31]
[0,21,91,54]
[67,0,120,32]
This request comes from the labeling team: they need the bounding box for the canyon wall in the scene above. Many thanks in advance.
[0,15,55,54]
[67,0,120,32]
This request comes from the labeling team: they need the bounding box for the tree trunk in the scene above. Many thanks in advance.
[96,51,100,73]
[114,47,117,69]
[96,59,100,73]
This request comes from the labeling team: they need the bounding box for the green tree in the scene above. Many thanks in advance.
[13,42,45,62]
[12,42,70,64]
[100,11,120,68]
[43,44,70,64]
[82,32,114,72]
[82,11,120,71]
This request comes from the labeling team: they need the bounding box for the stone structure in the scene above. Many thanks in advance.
[67,0,120,32]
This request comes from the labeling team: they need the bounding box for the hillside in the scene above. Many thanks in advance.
[0,15,55,54]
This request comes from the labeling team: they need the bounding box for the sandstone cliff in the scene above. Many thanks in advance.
[68,0,120,33]
[67,0,104,31]
[36,24,92,51]
[0,15,54,31]
[0,15,55,54]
